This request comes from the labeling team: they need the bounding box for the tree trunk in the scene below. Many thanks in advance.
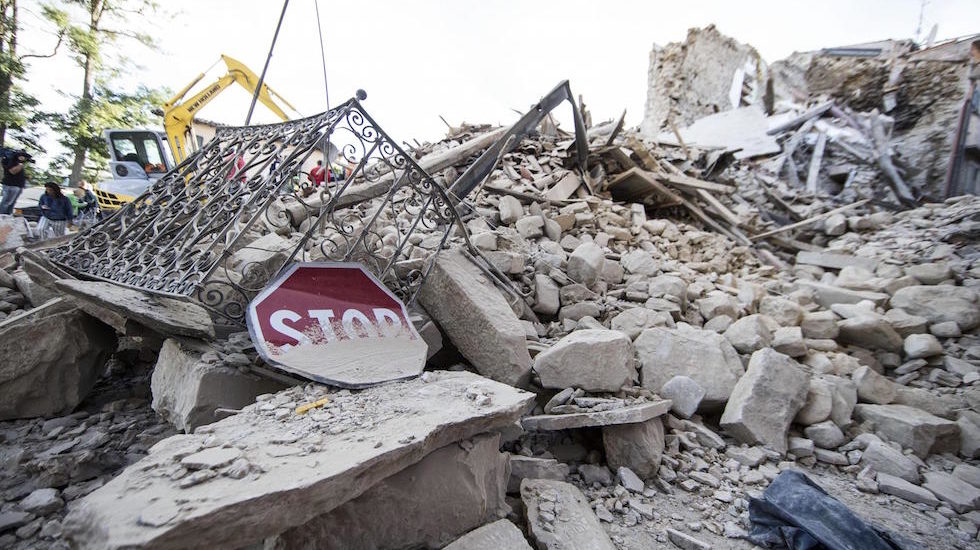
[68,0,103,184]
[0,0,17,149]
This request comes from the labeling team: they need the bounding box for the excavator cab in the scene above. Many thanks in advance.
[93,54,297,212]
[94,129,174,211]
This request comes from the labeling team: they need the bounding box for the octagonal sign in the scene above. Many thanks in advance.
[246,262,428,388]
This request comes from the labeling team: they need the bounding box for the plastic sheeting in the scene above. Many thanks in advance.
[747,469,921,550]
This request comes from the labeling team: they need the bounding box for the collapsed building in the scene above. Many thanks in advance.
[1,25,980,550]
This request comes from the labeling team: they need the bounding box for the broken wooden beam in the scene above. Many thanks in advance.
[604,167,683,207]
[750,199,870,241]
[806,130,828,193]
[766,101,833,136]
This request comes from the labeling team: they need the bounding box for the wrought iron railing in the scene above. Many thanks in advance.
[46,98,469,325]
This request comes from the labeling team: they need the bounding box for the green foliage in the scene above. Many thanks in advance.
[44,0,166,182]
[47,83,167,179]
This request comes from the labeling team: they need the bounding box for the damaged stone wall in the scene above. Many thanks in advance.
[640,25,768,135]
[770,37,977,198]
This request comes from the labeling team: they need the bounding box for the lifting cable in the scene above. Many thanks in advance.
[313,0,334,170]
[245,0,290,126]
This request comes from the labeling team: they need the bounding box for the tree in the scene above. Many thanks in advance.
[46,0,164,183]
[0,1,65,150]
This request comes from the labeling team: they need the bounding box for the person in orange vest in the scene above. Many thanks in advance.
[308,160,326,187]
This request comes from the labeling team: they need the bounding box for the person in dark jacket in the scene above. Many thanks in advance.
[37,182,74,238]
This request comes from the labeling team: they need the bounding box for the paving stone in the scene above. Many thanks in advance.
[521,479,616,550]
[419,249,533,387]
[635,326,744,410]
[890,285,980,331]
[852,365,897,405]
[903,333,943,359]
[522,400,671,431]
[603,418,664,479]
[953,464,980,490]
[720,349,809,454]
[859,441,920,483]
[534,330,634,392]
[877,473,940,506]
[443,519,533,550]
[854,404,960,458]
[18,488,63,516]
[567,242,605,288]
[659,376,705,419]
[508,456,570,493]
[804,421,846,449]
[666,527,710,550]
[723,314,773,354]
[617,467,645,493]
[922,471,980,513]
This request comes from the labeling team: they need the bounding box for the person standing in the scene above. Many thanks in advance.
[0,151,29,215]
[308,160,326,188]
[37,182,74,238]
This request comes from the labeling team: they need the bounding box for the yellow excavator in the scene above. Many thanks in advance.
[163,54,300,163]
[94,55,299,211]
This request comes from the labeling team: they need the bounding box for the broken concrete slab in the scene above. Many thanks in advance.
[0,309,116,420]
[860,441,920,483]
[419,249,532,387]
[610,307,672,340]
[837,317,903,352]
[723,314,773,354]
[659,376,706,419]
[602,417,664,479]
[854,404,960,458]
[635,326,744,410]
[922,471,980,513]
[521,399,671,431]
[796,281,889,308]
[520,479,616,550]
[533,330,634,392]
[876,473,939,506]
[271,433,509,550]
[443,519,533,550]
[55,280,215,340]
[62,371,534,550]
[889,285,980,331]
[853,365,898,405]
[508,455,570,493]
[660,106,781,159]
[566,242,605,288]
[151,338,288,433]
[796,251,879,272]
[720,348,809,454]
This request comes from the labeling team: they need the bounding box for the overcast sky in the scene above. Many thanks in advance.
[17,0,980,167]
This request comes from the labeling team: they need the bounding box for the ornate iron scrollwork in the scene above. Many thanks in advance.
[46,98,468,325]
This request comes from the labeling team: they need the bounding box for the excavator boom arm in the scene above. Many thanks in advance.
[163,54,298,163]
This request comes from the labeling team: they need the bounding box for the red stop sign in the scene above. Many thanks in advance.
[246,262,427,388]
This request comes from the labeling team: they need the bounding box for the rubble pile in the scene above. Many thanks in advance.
[0,24,979,550]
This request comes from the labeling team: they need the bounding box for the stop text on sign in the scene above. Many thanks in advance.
[246,262,428,388]
[268,307,413,351]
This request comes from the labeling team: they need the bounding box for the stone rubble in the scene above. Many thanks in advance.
[0,24,979,550]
